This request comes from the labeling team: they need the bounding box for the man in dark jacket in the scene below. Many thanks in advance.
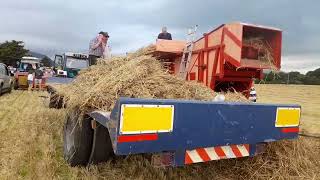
[157,27,172,40]
[34,68,44,90]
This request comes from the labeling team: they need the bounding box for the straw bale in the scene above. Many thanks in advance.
[59,46,248,114]
[243,37,277,70]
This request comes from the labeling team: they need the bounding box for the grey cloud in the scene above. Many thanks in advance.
[0,0,319,72]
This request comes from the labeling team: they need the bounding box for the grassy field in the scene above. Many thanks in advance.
[256,84,320,136]
[0,85,319,179]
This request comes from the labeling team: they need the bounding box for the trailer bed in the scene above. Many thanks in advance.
[89,97,301,166]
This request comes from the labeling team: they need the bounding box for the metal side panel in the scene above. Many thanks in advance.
[47,77,74,84]
[99,98,301,157]
[88,107,120,152]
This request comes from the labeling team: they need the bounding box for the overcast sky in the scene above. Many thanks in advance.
[0,0,319,73]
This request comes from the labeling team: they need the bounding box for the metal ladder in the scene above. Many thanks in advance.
[178,25,198,79]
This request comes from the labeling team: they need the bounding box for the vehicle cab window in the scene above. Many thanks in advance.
[66,57,89,69]
[0,64,6,75]
[4,66,9,75]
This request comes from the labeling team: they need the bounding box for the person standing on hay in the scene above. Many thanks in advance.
[157,27,172,40]
[89,31,109,66]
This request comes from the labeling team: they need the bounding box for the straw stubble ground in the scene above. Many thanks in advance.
[255,84,320,136]
[0,85,319,179]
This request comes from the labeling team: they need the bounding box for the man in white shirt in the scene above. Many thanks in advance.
[27,72,34,90]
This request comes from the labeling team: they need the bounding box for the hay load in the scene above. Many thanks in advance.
[62,46,247,113]
[243,37,277,70]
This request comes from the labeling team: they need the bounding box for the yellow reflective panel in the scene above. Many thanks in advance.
[276,107,300,127]
[120,105,174,134]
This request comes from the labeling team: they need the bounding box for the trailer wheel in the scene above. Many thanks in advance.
[49,94,64,109]
[89,122,114,164]
[8,83,13,93]
[13,80,18,90]
[63,112,93,166]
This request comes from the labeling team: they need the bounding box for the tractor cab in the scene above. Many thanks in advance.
[14,57,42,89]
[17,57,41,72]
[54,53,89,78]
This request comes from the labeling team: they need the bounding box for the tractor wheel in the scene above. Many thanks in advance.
[13,80,18,90]
[89,122,114,164]
[8,83,13,93]
[63,112,93,166]
[49,93,64,109]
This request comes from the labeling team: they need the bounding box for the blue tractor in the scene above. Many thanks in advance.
[54,52,89,78]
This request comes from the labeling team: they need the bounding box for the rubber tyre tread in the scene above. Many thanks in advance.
[8,83,13,93]
[63,113,93,166]
[13,80,18,90]
[49,93,64,109]
[91,123,114,164]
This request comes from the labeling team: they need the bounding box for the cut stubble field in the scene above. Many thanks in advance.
[255,84,320,136]
[0,84,319,179]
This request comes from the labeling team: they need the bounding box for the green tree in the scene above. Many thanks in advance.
[0,40,29,66]
[264,72,276,82]
[261,68,320,85]
[287,71,305,84]
[306,68,320,78]
[304,68,320,85]
[264,71,288,84]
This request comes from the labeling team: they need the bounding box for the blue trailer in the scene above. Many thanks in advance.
[63,97,301,167]
[59,22,301,167]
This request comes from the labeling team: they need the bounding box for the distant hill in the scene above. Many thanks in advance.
[27,51,53,66]
[27,51,47,60]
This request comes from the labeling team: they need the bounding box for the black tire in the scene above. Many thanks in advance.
[14,80,18,90]
[89,123,114,164]
[8,83,13,93]
[0,85,2,96]
[49,93,64,109]
[63,112,93,166]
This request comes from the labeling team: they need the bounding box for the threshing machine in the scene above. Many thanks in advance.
[156,22,282,97]
[59,22,300,167]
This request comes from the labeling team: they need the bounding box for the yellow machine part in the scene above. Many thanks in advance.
[17,75,28,87]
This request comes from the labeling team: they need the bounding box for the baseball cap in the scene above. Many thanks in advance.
[99,31,109,38]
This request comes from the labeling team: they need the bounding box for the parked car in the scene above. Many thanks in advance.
[0,63,14,95]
